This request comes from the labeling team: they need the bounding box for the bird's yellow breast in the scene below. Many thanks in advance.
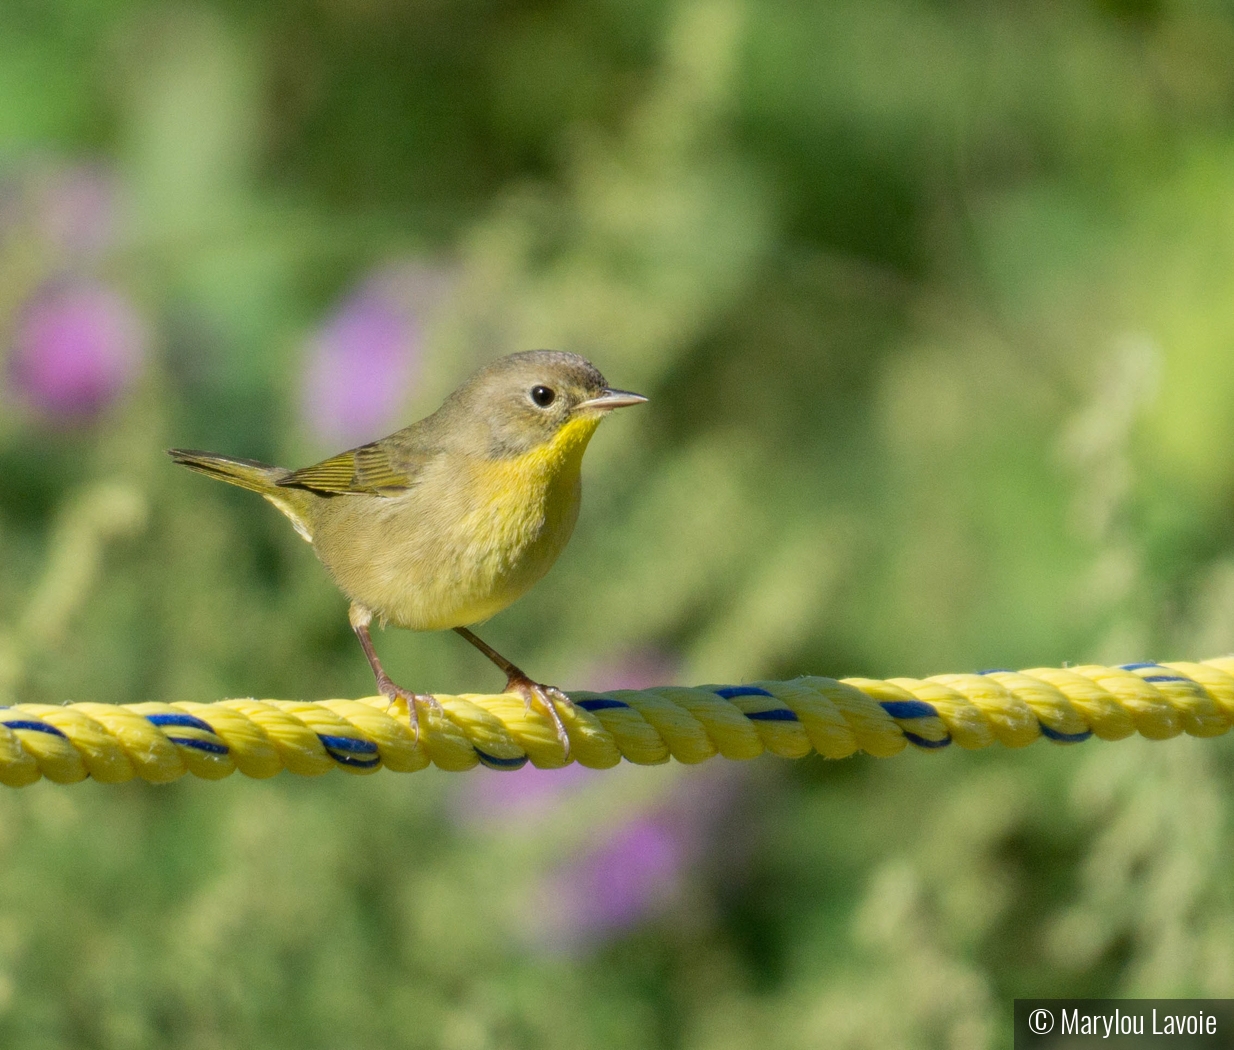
[311,413,603,631]
[455,413,601,585]
[470,413,601,510]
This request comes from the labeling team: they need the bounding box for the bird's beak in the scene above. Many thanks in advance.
[577,388,649,412]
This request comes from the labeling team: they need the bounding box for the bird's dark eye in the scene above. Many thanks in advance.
[531,385,556,407]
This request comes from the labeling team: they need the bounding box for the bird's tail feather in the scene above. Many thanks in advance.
[167,449,290,495]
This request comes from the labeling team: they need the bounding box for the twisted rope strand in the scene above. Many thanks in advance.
[4,658,1234,787]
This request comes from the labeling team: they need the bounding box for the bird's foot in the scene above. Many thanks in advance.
[375,674,441,744]
[505,672,572,759]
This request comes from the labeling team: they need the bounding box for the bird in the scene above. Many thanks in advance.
[169,350,646,754]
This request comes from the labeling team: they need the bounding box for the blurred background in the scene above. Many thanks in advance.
[3,0,1234,1046]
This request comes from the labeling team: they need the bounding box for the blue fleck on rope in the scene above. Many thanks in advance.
[576,698,630,712]
[1039,725,1094,743]
[0,719,68,738]
[475,748,530,771]
[317,733,380,769]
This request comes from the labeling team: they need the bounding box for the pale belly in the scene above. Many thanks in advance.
[308,452,584,631]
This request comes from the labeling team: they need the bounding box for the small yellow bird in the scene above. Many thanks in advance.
[169,350,646,750]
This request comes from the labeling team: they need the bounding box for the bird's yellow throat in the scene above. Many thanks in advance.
[479,412,603,500]
[526,411,603,470]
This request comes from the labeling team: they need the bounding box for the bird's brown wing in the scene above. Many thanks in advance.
[278,441,426,496]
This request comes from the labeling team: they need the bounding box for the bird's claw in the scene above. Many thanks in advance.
[506,674,572,758]
[376,676,440,744]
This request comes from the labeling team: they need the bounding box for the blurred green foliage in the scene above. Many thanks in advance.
[4,0,1234,1046]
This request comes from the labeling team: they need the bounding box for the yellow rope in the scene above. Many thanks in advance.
[4,657,1234,787]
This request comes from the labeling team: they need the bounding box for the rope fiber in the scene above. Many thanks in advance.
[4,657,1234,786]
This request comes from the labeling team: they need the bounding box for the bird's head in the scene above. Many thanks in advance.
[445,350,646,458]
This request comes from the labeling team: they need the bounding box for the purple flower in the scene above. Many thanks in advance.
[533,814,687,950]
[300,265,446,447]
[7,281,147,418]
[524,764,745,953]
[451,762,600,828]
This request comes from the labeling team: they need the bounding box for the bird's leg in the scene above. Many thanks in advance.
[453,626,572,756]
[349,603,440,741]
